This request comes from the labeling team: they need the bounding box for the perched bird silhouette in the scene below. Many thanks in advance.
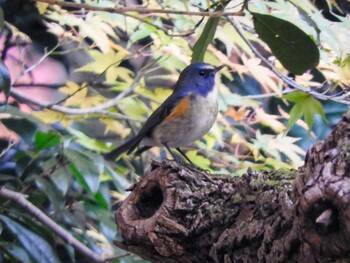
[105,62,224,164]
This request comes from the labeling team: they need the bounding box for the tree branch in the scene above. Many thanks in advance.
[9,70,145,120]
[9,88,134,120]
[0,187,106,263]
[34,0,245,17]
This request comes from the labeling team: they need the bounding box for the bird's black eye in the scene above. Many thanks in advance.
[198,70,206,76]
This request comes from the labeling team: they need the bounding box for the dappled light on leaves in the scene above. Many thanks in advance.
[0,0,349,262]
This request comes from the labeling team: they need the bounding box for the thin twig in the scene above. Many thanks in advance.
[12,83,67,89]
[9,69,145,120]
[12,45,59,85]
[123,12,196,37]
[243,89,295,99]
[0,187,106,263]
[0,140,16,158]
[35,0,245,17]
[9,88,136,120]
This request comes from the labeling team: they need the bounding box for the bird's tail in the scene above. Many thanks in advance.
[104,136,141,160]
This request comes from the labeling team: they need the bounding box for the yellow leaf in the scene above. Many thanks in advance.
[101,119,131,138]
[254,108,286,133]
[59,82,88,107]
[185,150,212,170]
[242,57,282,94]
[59,81,86,95]
[76,50,126,74]
[80,96,106,108]
[79,13,112,53]
[36,3,49,14]
[32,110,72,127]
[119,97,149,120]
[106,66,134,83]
[109,41,130,56]
[60,118,74,128]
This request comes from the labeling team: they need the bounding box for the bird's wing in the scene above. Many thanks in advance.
[125,92,192,154]
[104,92,191,160]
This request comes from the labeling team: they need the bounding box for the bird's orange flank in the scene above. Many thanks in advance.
[165,96,191,121]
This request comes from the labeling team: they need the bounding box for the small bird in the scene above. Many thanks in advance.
[105,62,224,164]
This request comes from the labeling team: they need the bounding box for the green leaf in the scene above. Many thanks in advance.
[1,117,37,144]
[94,191,109,209]
[104,165,130,192]
[283,90,309,101]
[185,150,211,170]
[192,3,227,63]
[0,59,11,104]
[34,131,61,151]
[76,50,125,74]
[252,12,320,75]
[0,242,32,263]
[65,149,103,193]
[67,128,111,152]
[51,166,71,195]
[35,177,65,212]
[0,215,60,263]
[1,105,51,129]
[67,163,90,192]
[286,102,303,130]
[84,203,116,240]
[192,17,220,63]
[283,91,327,130]
[129,24,155,46]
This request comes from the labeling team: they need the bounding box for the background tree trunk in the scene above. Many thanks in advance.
[114,112,350,263]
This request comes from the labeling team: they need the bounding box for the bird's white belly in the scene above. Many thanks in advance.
[142,89,218,148]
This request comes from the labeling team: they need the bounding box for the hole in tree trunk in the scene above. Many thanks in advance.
[312,200,339,235]
[135,183,164,219]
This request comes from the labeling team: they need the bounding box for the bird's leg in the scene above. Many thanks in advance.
[176,147,194,166]
[164,144,213,181]
[162,143,183,164]
[177,147,214,182]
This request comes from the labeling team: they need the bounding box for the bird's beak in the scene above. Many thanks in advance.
[214,64,225,73]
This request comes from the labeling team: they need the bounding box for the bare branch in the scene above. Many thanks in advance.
[0,187,106,263]
[123,12,197,37]
[9,88,134,120]
[243,89,295,99]
[9,70,145,120]
[34,0,245,17]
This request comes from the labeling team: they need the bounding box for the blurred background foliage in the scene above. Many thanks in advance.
[0,0,349,262]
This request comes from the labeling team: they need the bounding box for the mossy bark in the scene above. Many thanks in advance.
[114,113,350,263]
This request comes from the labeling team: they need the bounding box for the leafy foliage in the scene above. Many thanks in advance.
[252,12,320,75]
[0,0,349,262]
[192,1,228,63]
[284,91,327,131]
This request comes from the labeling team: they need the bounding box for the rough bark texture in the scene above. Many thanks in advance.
[114,112,350,262]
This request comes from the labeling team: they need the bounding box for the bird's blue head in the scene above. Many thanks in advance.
[174,63,224,97]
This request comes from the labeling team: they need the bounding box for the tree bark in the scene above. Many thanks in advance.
[114,112,350,262]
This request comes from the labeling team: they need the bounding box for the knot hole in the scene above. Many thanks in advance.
[135,183,163,219]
